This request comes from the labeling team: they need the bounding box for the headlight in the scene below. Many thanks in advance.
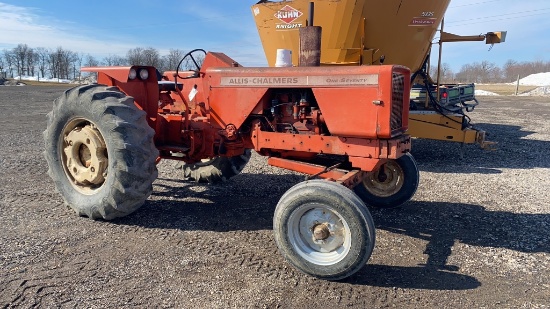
[128,68,137,80]
[138,68,149,80]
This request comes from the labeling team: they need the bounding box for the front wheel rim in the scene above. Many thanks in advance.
[288,203,351,266]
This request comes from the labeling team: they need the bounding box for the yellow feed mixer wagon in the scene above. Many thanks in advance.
[251,0,506,149]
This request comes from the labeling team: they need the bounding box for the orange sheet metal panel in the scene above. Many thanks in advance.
[311,65,397,138]
[206,86,269,129]
[82,66,160,128]
[206,64,406,138]
[81,66,133,83]
[267,158,373,185]
[252,129,411,160]
[268,157,349,179]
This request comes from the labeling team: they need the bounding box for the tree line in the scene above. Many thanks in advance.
[1,43,549,83]
[431,59,550,84]
[0,44,196,80]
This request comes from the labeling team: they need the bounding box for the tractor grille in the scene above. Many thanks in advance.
[391,72,405,133]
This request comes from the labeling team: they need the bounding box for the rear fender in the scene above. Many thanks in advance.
[81,66,160,124]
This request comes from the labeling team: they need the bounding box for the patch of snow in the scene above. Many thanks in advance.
[515,72,550,86]
[518,86,550,96]
[475,90,499,96]
[14,75,72,83]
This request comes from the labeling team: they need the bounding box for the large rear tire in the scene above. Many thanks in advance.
[273,180,375,280]
[353,153,419,209]
[43,85,158,220]
[180,150,251,183]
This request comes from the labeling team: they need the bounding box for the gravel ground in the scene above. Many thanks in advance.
[0,86,549,308]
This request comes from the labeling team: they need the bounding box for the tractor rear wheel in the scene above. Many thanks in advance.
[273,180,375,280]
[179,150,251,183]
[43,84,158,220]
[353,153,419,209]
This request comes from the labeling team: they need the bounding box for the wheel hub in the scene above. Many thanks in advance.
[362,161,404,197]
[63,124,107,185]
[313,223,330,241]
[297,207,347,253]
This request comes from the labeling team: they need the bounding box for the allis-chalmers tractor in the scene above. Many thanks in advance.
[43,49,417,280]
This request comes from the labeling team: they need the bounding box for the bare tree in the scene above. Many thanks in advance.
[48,51,57,79]
[503,59,520,82]
[127,47,162,67]
[48,47,76,80]
[34,47,49,79]
[478,61,500,83]
[25,47,37,77]
[454,61,502,83]
[142,47,161,67]
[127,47,145,65]
[81,54,99,81]
[13,44,31,77]
[0,55,4,78]
[102,54,127,66]
[112,55,127,66]
[85,54,99,67]
[74,52,85,81]
[162,49,185,72]
[429,62,454,83]
[3,49,15,78]
[455,63,476,83]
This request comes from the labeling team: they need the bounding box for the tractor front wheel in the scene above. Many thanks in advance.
[273,180,375,280]
[43,85,158,220]
[353,153,419,209]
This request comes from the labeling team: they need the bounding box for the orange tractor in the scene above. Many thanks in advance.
[44,49,417,280]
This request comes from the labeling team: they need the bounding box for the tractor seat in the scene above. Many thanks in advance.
[158,80,183,92]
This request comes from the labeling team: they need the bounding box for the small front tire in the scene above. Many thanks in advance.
[273,180,375,280]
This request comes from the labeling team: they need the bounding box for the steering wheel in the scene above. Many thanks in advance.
[176,49,207,79]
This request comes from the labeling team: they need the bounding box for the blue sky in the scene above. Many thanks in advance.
[1,0,549,72]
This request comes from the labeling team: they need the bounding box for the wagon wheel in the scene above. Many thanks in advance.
[273,180,375,280]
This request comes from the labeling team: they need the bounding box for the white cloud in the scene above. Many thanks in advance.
[0,3,138,57]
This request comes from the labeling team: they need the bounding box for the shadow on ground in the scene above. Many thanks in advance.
[348,264,481,290]
[113,172,549,290]
[371,201,549,263]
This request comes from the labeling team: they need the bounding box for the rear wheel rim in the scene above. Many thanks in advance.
[60,118,108,194]
[288,203,351,265]
[362,161,404,197]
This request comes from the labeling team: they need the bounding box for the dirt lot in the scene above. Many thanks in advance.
[1,85,549,308]
[476,84,539,96]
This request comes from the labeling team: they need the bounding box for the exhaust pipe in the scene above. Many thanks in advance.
[299,2,322,67]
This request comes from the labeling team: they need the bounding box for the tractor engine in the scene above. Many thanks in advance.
[265,89,326,135]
